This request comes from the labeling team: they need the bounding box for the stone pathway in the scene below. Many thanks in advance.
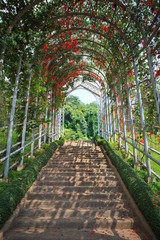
[4,141,151,239]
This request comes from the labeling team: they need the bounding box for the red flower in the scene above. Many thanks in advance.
[147,0,154,8]
[43,123,45,127]
[155,70,160,78]
[32,73,35,77]
[28,99,32,102]
[44,73,47,77]
[101,26,108,32]
[139,139,144,144]
[142,41,145,47]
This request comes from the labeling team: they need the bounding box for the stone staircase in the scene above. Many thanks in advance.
[3,141,151,240]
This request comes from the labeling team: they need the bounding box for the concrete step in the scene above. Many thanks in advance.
[4,228,147,240]
[46,162,108,166]
[35,180,120,187]
[34,184,119,193]
[45,164,109,169]
[10,215,137,229]
[24,199,130,209]
[36,175,117,182]
[40,170,114,177]
[42,168,112,173]
[19,207,134,219]
[27,191,125,201]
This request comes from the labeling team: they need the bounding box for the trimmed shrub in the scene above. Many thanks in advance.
[96,136,160,239]
[0,137,65,229]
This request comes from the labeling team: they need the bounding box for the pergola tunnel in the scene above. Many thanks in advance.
[0,0,160,181]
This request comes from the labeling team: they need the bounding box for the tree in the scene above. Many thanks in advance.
[64,96,98,140]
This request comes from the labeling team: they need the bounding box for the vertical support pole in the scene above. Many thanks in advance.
[142,34,160,126]
[97,103,100,136]
[44,108,48,143]
[55,111,58,140]
[62,106,65,136]
[31,97,38,157]
[38,114,42,149]
[31,128,35,156]
[112,92,116,142]
[114,79,121,148]
[124,69,137,163]
[4,55,22,179]
[59,108,62,139]
[105,94,109,141]
[107,97,110,141]
[109,98,113,142]
[119,79,128,154]
[52,108,55,142]
[100,96,103,137]
[48,91,52,144]
[133,59,151,177]
[20,67,32,165]
[104,99,107,139]
[101,93,104,138]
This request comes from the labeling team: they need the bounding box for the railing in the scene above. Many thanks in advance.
[0,126,57,178]
[104,131,160,179]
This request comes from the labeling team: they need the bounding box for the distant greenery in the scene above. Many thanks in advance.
[64,96,98,140]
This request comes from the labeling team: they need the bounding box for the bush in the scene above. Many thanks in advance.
[0,137,65,229]
[96,136,160,239]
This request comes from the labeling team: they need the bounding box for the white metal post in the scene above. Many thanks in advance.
[109,98,113,142]
[4,55,22,179]
[114,79,121,148]
[112,92,116,142]
[133,59,151,176]
[142,33,160,126]
[59,108,62,139]
[38,114,42,149]
[20,67,32,165]
[52,108,55,142]
[62,106,65,136]
[119,79,128,154]
[106,95,109,141]
[44,108,48,143]
[31,128,34,156]
[124,72,137,164]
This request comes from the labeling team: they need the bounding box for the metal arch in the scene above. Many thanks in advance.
[67,79,101,98]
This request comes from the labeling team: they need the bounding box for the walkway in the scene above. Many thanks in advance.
[4,141,150,239]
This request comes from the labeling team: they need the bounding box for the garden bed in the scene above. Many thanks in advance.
[96,136,160,240]
[0,137,65,229]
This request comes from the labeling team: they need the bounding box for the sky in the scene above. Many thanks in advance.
[68,89,96,104]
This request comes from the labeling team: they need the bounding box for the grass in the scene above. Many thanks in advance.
[109,141,160,195]
[116,133,160,177]
[0,128,48,175]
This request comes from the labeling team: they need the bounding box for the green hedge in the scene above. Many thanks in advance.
[0,137,65,229]
[96,136,160,239]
